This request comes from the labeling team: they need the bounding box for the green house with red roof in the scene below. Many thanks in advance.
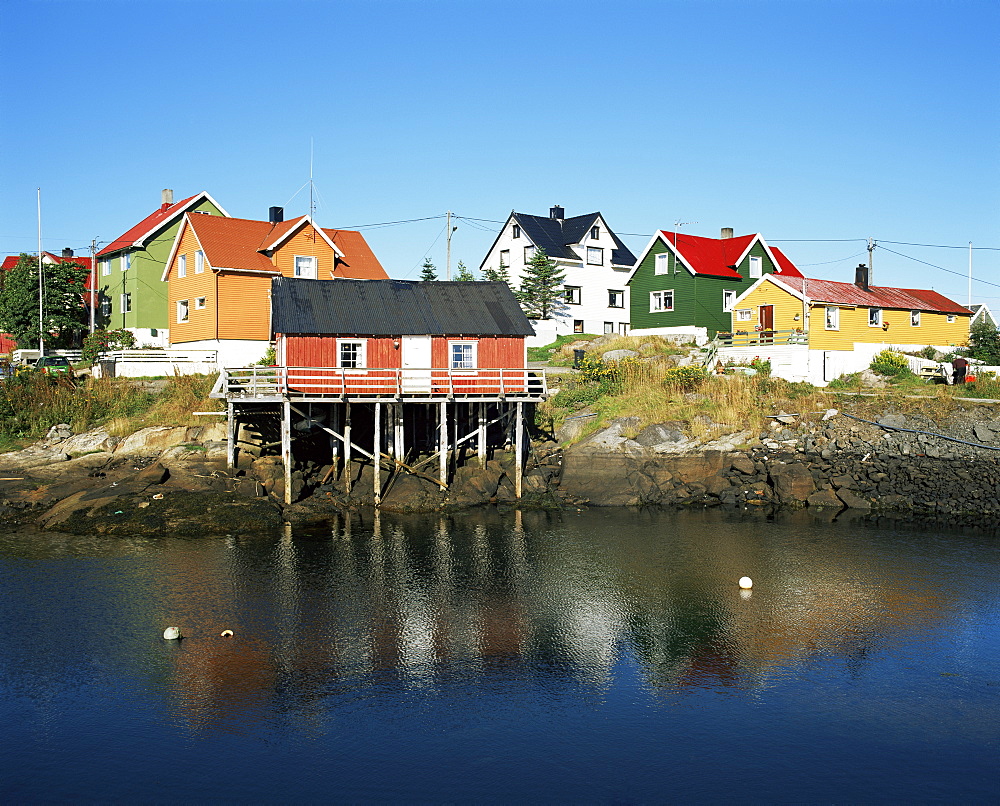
[626,227,803,341]
[96,189,228,346]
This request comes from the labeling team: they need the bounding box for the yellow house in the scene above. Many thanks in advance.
[731,266,970,352]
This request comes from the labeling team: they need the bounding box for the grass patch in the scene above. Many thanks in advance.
[527,333,600,363]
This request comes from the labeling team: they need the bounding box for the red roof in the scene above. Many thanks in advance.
[178,214,387,280]
[98,193,217,256]
[658,231,803,279]
[2,253,93,271]
[770,275,971,314]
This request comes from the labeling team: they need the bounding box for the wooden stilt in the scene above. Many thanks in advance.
[477,402,486,466]
[331,404,341,477]
[344,400,352,494]
[374,401,382,505]
[394,404,404,461]
[282,400,293,505]
[439,400,447,487]
[514,401,523,499]
[226,401,235,469]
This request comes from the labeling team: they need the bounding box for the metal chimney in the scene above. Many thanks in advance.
[720,227,733,239]
[269,206,284,224]
[550,205,565,220]
[62,247,74,258]
[162,189,174,207]
[855,263,870,291]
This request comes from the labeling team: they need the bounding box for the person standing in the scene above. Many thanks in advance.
[952,356,968,384]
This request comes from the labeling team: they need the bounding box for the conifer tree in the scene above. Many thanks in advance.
[419,258,438,281]
[455,260,475,281]
[517,247,565,320]
[482,264,512,285]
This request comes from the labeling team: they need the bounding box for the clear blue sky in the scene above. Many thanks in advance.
[2,0,997,303]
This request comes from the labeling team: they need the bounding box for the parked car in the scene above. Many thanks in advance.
[35,356,74,378]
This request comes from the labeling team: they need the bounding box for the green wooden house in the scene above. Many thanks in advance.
[96,190,228,346]
[626,227,803,340]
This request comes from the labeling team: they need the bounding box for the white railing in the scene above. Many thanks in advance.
[211,366,548,400]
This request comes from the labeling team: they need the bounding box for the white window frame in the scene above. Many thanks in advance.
[122,253,131,271]
[524,245,535,263]
[608,289,624,308]
[178,254,187,278]
[737,308,753,322]
[176,299,189,323]
[565,285,581,305]
[99,296,111,317]
[337,339,366,369]
[587,247,604,265]
[947,314,957,323]
[448,340,477,370]
[618,322,630,335]
[195,296,207,310]
[723,290,736,312]
[100,259,111,276]
[748,255,762,278]
[294,255,317,279]
[650,290,674,312]
[825,306,840,330]
[911,310,921,326]
[121,292,131,313]
[655,253,669,275]
[868,307,882,327]
[195,250,205,274]
[499,249,510,268]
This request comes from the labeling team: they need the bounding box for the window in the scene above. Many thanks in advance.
[573,320,584,333]
[524,245,535,263]
[655,253,669,275]
[99,296,112,317]
[723,290,736,312]
[100,259,110,276]
[499,249,510,267]
[737,308,753,322]
[947,314,957,323]
[565,285,581,305]
[748,256,762,278]
[195,296,207,310]
[591,226,600,240]
[176,299,189,323]
[608,289,624,308]
[512,224,521,239]
[911,310,921,326]
[868,308,882,327]
[587,247,604,265]
[618,322,630,335]
[123,253,131,271]
[194,250,204,274]
[825,306,840,330]
[294,255,317,278]
[449,341,477,369]
[338,339,366,368]
[604,322,614,334]
[178,254,187,278]
[650,290,674,312]
[121,293,131,313]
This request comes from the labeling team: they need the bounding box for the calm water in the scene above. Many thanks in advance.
[1,508,998,803]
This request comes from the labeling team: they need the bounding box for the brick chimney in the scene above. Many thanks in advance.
[161,188,174,208]
[855,263,870,291]
[721,227,733,239]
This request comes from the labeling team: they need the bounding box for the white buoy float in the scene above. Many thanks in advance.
[162,626,182,640]
[220,629,234,638]
[739,576,753,590]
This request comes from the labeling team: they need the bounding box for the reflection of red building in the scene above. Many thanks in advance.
[1,250,95,353]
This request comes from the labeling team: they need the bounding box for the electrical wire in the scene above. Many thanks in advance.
[877,245,1000,290]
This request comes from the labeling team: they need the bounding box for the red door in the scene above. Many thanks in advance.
[759,305,774,344]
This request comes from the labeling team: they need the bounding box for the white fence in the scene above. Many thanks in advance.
[94,350,219,378]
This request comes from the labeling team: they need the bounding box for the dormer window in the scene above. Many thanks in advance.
[294,255,317,279]
[512,224,521,239]
[591,226,600,240]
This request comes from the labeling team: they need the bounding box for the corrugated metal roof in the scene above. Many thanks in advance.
[271,278,535,337]
[771,275,970,314]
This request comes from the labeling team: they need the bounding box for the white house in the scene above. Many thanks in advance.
[479,206,637,344]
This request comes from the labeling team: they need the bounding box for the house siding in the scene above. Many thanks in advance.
[272,225,336,279]
[167,224,219,343]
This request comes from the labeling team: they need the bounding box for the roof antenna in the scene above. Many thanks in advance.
[309,138,316,219]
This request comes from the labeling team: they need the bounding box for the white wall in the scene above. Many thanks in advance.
[630,326,709,346]
[179,339,270,367]
[126,327,170,349]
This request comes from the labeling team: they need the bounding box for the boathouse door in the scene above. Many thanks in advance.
[401,336,433,393]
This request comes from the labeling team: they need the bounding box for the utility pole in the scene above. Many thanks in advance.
[89,239,97,334]
[868,237,875,285]
[37,188,44,354]
[446,211,457,280]
[968,242,973,308]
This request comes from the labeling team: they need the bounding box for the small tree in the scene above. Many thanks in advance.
[455,260,475,281]
[517,247,566,320]
[81,328,136,363]
[0,253,91,348]
[968,319,1000,364]
[419,258,438,281]
[482,263,513,285]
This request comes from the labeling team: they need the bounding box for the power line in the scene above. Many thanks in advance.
[879,239,1000,251]
[877,245,1000,291]
[332,214,447,230]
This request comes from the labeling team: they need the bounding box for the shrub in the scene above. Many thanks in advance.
[870,349,911,377]
[749,356,772,377]
[663,366,708,391]
[82,329,136,364]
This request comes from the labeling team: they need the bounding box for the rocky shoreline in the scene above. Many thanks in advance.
[4,402,1000,536]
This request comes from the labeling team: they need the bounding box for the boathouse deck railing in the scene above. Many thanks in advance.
[211,366,548,400]
[715,329,809,347]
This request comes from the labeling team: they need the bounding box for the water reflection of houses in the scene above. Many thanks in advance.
[159,511,969,729]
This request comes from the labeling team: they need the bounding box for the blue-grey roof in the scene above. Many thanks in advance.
[512,212,637,267]
[271,277,535,337]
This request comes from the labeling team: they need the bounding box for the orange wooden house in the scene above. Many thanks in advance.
[162,207,386,366]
